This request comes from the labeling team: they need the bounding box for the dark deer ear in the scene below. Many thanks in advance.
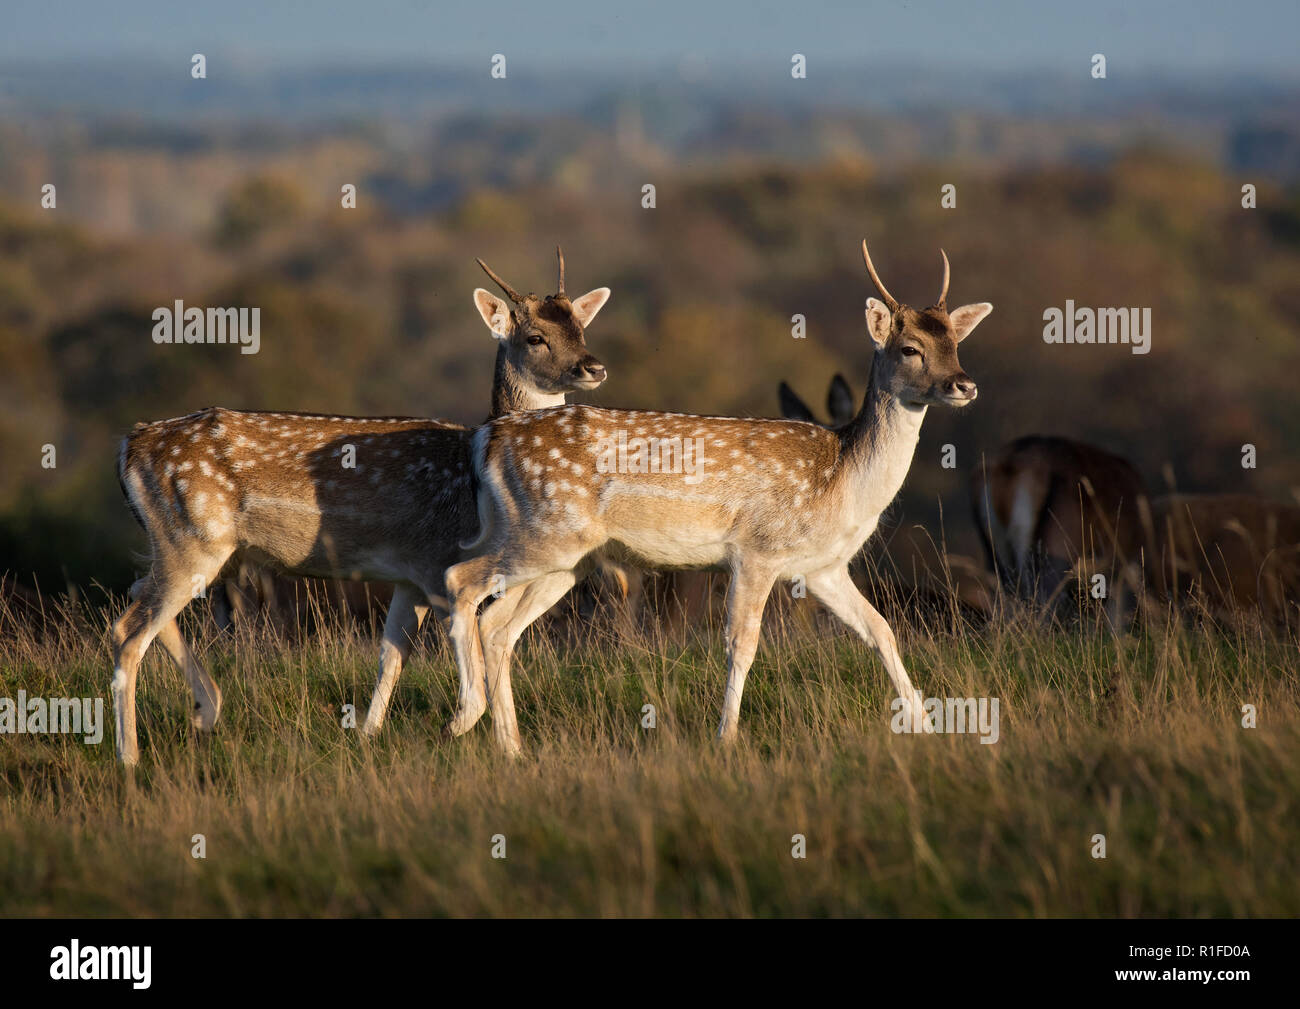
[827,373,855,426]
[778,382,817,423]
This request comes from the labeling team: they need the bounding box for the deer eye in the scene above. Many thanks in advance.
[527,334,547,346]
[900,346,921,358]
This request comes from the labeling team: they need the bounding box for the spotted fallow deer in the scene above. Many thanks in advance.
[441,241,992,754]
[782,374,997,622]
[969,435,1149,621]
[643,374,864,634]
[110,250,610,765]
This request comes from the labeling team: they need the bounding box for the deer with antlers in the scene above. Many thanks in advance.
[779,373,995,622]
[441,240,992,753]
[110,249,610,765]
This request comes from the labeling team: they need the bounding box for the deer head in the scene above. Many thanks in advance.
[473,246,610,395]
[861,240,991,409]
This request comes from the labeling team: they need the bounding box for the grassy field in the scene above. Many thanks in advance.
[1,588,1297,917]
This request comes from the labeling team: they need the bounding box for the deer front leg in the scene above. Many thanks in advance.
[807,567,934,733]
[716,563,778,743]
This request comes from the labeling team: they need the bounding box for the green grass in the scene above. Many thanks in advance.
[1,591,1297,917]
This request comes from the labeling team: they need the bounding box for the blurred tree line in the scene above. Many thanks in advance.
[2,134,1299,593]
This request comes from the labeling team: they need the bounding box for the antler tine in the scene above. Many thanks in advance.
[936,249,950,309]
[861,240,899,312]
[556,245,566,295]
[476,257,524,304]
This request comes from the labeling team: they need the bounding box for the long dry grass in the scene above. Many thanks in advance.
[1,583,1297,917]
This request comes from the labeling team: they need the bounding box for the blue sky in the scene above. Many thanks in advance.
[6,0,1299,76]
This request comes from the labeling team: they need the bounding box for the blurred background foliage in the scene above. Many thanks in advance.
[2,61,1300,593]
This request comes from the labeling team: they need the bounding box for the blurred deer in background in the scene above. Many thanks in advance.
[970,435,1149,624]
[111,249,612,765]
[0,575,59,641]
[778,373,856,428]
[209,566,391,635]
[1145,493,1300,625]
[442,240,992,753]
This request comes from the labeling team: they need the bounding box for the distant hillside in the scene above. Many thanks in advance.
[3,64,1300,244]
[2,137,1298,591]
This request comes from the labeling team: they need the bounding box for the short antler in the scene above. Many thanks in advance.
[477,258,524,303]
[861,240,899,313]
[936,249,950,310]
[556,245,566,296]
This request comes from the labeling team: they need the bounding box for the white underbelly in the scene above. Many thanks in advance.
[610,533,728,570]
[784,516,880,576]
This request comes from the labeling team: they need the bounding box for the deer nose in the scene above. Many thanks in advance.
[580,362,607,383]
[945,374,977,400]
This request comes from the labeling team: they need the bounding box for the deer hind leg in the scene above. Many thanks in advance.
[443,554,506,738]
[597,560,642,637]
[154,618,223,732]
[1034,554,1074,619]
[127,578,221,732]
[1101,559,1139,632]
[807,567,933,733]
[112,551,231,766]
[716,562,778,743]
[361,584,430,737]
[209,580,235,631]
[478,570,579,756]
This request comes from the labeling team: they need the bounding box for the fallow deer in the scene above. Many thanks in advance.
[0,575,55,642]
[1146,493,1300,625]
[110,250,611,765]
[636,375,861,636]
[442,240,992,753]
[970,435,1149,622]
[781,374,996,623]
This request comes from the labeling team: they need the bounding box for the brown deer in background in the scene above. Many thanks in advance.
[778,373,856,428]
[0,574,59,641]
[442,240,992,753]
[209,566,391,636]
[1145,493,1300,625]
[970,435,1149,623]
[111,249,611,765]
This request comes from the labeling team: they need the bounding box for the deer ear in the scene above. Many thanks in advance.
[949,302,993,343]
[474,288,512,339]
[827,373,855,425]
[570,287,611,327]
[865,298,893,350]
[778,381,817,423]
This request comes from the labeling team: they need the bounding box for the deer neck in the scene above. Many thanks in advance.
[489,343,567,419]
[836,353,927,514]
